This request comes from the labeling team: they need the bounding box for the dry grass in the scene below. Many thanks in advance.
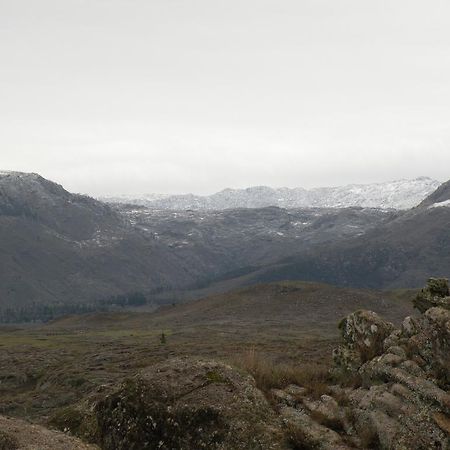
[309,410,345,433]
[358,426,381,449]
[332,371,363,390]
[285,423,316,450]
[232,348,331,398]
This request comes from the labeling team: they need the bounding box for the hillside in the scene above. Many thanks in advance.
[417,178,450,208]
[52,281,414,331]
[0,171,120,239]
[0,172,207,316]
[246,187,450,289]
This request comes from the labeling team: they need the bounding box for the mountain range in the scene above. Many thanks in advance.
[101,176,441,210]
[0,170,449,321]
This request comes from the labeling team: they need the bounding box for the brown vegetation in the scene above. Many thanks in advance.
[233,347,330,399]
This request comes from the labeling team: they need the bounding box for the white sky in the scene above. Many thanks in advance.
[0,0,449,195]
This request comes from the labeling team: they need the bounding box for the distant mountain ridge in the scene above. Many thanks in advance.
[0,170,449,321]
[417,179,450,208]
[100,176,441,210]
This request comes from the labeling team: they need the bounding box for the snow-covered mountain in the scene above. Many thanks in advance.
[102,177,441,210]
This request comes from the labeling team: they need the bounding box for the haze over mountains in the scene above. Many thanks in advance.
[101,176,441,210]
[0,170,449,321]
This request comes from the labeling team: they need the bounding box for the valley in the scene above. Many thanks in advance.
[0,173,448,449]
[2,171,449,321]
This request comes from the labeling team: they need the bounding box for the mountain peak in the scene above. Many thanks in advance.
[0,170,119,240]
[0,170,42,179]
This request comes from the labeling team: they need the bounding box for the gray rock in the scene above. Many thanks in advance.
[281,407,351,450]
[337,310,394,367]
[284,384,308,398]
[327,280,450,449]
[270,388,296,407]
[413,277,450,313]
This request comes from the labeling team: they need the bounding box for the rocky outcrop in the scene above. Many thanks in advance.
[281,406,351,450]
[274,279,450,449]
[333,310,395,370]
[51,358,287,450]
[0,415,97,450]
[413,277,450,312]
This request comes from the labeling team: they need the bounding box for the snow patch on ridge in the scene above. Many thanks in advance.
[429,199,450,208]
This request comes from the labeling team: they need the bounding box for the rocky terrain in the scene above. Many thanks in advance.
[249,183,450,289]
[418,179,450,208]
[0,414,96,450]
[275,278,450,449]
[1,279,446,449]
[101,176,441,210]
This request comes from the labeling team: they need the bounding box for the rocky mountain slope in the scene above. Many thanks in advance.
[418,179,450,208]
[0,171,396,320]
[0,172,210,315]
[244,182,450,290]
[101,177,441,210]
[0,171,448,320]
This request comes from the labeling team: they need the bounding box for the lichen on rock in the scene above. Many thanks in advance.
[94,358,286,450]
[273,278,450,449]
[333,310,394,371]
[413,277,450,313]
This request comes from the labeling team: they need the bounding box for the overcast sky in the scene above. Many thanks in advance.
[1,0,449,195]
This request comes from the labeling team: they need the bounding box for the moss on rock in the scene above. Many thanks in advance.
[94,358,285,450]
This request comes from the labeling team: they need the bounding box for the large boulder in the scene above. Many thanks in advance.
[333,310,394,370]
[405,306,450,386]
[94,358,286,450]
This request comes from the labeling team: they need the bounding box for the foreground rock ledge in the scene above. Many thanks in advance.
[0,415,97,450]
